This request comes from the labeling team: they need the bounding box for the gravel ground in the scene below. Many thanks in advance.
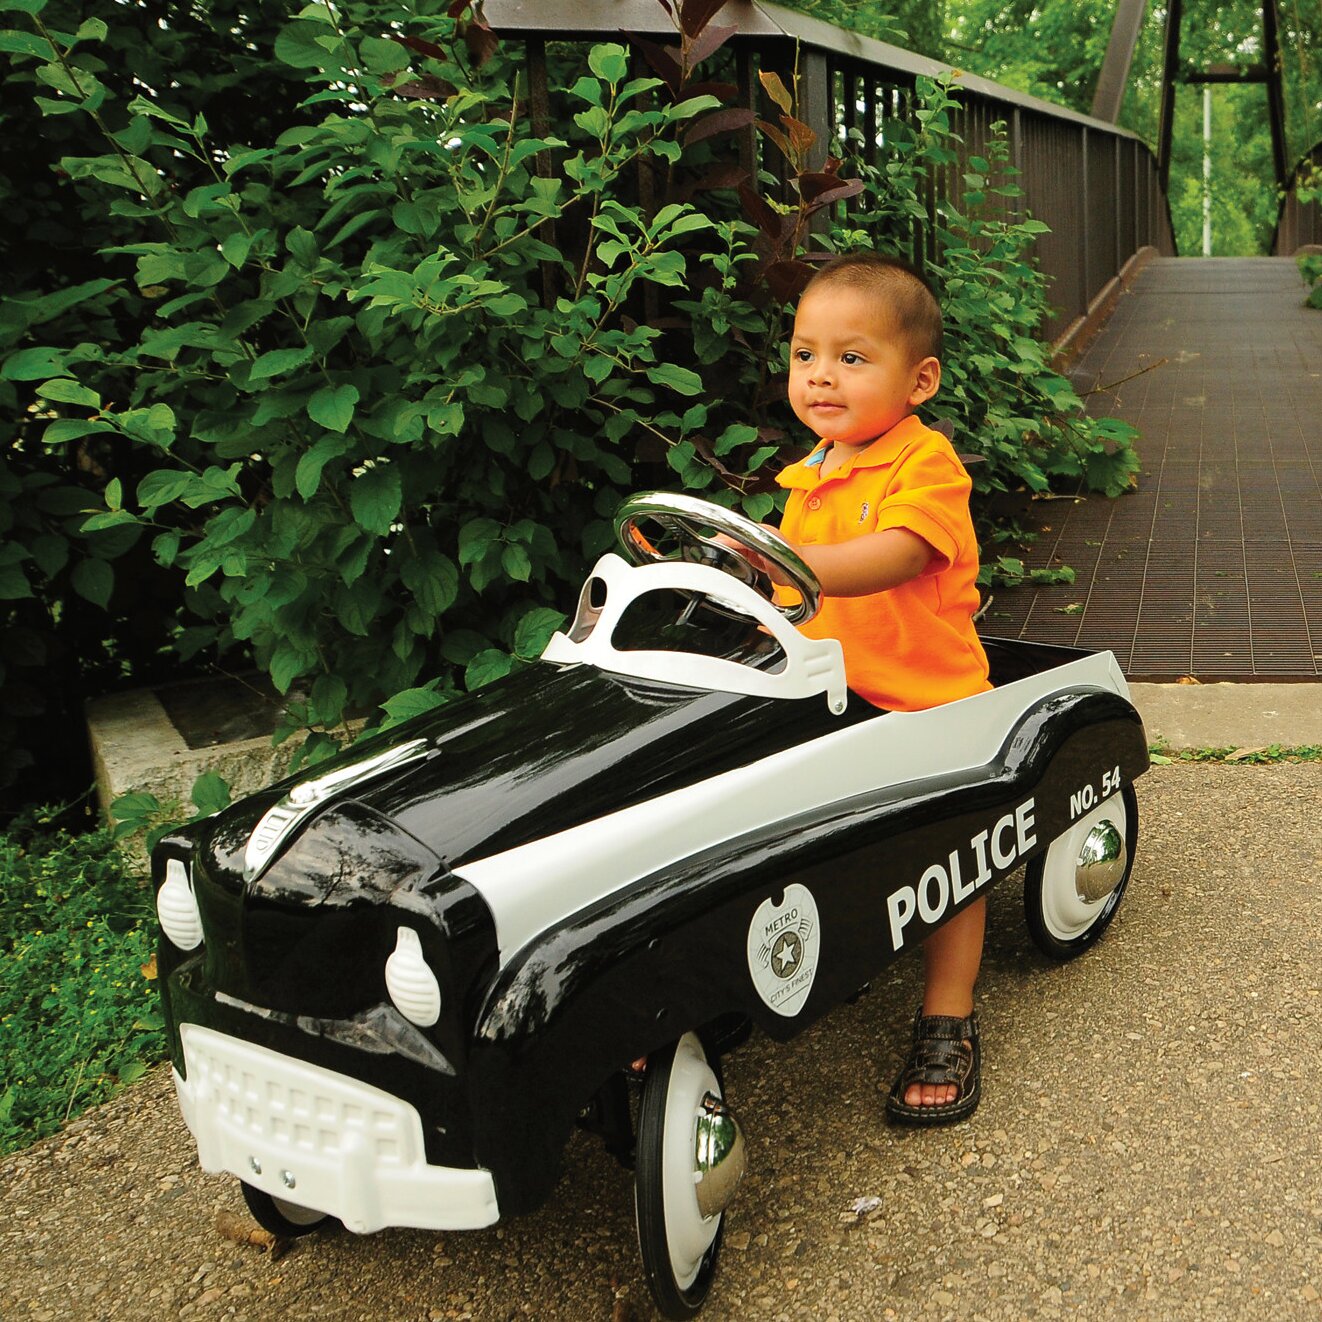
[3,761,1320,1321]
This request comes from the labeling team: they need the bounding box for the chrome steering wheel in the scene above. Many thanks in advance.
[613,492,821,625]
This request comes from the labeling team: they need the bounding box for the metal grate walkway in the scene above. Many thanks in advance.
[988,258,1322,679]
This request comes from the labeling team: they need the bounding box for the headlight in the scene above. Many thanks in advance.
[384,926,441,1027]
[157,858,203,951]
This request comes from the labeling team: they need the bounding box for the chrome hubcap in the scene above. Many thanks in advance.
[1074,818,1127,901]
[693,1092,746,1220]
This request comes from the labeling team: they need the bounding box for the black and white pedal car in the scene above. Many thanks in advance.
[152,493,1147,1317]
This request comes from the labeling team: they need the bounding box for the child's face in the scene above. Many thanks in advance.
[788,284,939,448]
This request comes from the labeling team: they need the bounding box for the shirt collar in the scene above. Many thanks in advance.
[775,414,929,491]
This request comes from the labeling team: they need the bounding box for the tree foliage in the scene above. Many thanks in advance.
[2,0,1139,805]
[937,0,1322,255]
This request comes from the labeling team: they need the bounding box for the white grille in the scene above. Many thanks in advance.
[181,1023,413,1166]
[174,1024,499,1232]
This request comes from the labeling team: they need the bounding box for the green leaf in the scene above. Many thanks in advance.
[269,640,315,693]
[137,470,193,510]
[0,28,55,60]
[381,686,447,725]
[458,517,501,567]
[307,383,359,433]
[359,35,410,73]
[399,549,459,618]
[647,363,704,396]
[294,433,352,500]
[465,648,514,691]
[249,346,315,380]
[190,771,231,816]
[36,377,100,408]
[309,673,348,726]
[71,557,113,608]
[220,231,253,269]
[274,20,333,70]
[2,346,66,380]
[349,465,401,535]
[513,607,567,658]
[587,43,629,85]
[0,564,32,599]
[501,544,532,582]
[80,509,140,533]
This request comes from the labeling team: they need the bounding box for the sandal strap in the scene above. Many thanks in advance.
[910,1009,978,1043]
[894,1008,979,1089]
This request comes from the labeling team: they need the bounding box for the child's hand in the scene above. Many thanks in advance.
[712,531,772,576]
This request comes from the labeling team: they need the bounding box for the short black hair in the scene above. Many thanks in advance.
[802,251,943,362]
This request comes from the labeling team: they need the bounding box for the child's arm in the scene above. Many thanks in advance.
[731,526,933,597]
[785,528,933,597]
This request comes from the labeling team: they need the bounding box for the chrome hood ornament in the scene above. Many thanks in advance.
[243,738,430,882]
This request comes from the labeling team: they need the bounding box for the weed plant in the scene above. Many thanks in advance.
[0,810,163,1154]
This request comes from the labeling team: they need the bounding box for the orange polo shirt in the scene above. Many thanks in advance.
[775,414,991,712]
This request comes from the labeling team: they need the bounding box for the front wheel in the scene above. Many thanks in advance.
[635,1032,744,1318]
[241,1181,332,1237]
[1025,785,1138,959]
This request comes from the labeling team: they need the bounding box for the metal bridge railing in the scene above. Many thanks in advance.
[484,0,1177,346]
[1274,141,1322,254]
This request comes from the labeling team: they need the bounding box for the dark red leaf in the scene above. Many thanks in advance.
[390,75,456,101]
[626,33,683,92]
[689,163,749,191]
[684,106,756,146]
[446,0,470,16]
[678,79,738,102]
[684,23,736,70]
[679,0,732,39]
[464,20,499,66]
[672,163,749,202]
[802,179,865,212]
[738,181,783,240]
[796,171,844,202]
[755,118,792,162]
[763,258,814,303]
[393,34,446,61]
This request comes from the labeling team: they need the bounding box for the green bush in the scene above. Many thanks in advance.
[2,0,1139,797]
[0,810,164,1153]
[1301,252,1322,309]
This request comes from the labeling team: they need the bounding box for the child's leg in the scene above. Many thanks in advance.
[905,897,985,1108]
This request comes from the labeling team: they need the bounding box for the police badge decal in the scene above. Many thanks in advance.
[747,883,821,1017]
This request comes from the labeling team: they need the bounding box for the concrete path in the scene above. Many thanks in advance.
[3,753,1320,1320]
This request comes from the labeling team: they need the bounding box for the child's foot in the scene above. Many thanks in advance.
[884,1008,980,1126]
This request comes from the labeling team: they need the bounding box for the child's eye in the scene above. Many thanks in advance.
[841,352,863,365]
[792,348,812,363]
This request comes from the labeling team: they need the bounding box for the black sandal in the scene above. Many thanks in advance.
[885,1007,981,1126]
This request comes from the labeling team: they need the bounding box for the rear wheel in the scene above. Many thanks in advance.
[634,1032,744,1318]
[241,1182,331,1237]
[1025,785,1138,959]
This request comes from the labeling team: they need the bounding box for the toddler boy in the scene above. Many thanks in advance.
[773,251,990,1124]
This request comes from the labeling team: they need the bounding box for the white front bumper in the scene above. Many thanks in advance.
[174,1023,499,1233]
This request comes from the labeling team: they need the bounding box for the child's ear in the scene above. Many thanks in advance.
[908,356,941,406]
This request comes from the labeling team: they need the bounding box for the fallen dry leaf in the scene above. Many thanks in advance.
[1176,675,1201,684]
[215,1209,290,1259]
[1225,746,1269,761]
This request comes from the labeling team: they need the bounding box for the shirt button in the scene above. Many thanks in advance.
[806,495,822,510]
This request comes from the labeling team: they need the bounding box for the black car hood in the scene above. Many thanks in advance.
[195,655,873,892]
